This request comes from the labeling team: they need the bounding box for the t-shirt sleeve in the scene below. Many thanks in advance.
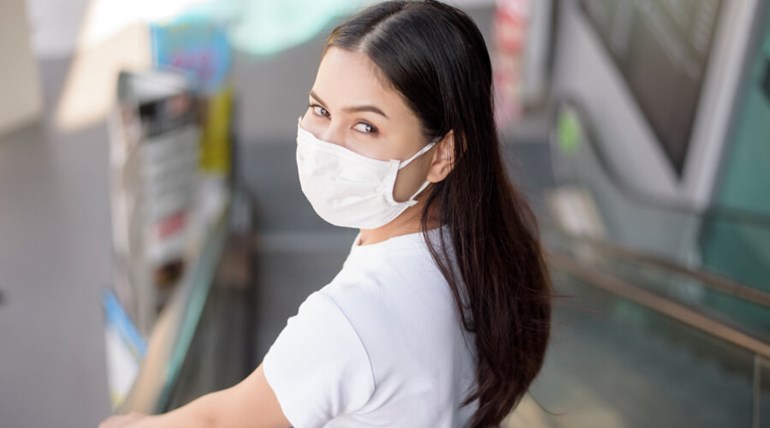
[262,291,375,427]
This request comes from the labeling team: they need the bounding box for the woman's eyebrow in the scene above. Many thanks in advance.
[310,90,389,119]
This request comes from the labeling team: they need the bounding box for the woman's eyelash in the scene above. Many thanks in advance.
[308,103,329,118]
[308,103,378,135]
[355,122,378,134]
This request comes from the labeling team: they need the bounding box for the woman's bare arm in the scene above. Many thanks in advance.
[100,364,291,428]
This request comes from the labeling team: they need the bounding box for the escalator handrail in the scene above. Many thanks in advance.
[549,98,770,230]
[546,225,770,309]
[119,199,230,413]
[548,250,770,359]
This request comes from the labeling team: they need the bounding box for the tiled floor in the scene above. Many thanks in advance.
[0,67,113,427]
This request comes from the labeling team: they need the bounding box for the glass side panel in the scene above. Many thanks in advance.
[541,99,770,300]
[543,226,770,340]
[506,269,765,427]
[519,101,770,342]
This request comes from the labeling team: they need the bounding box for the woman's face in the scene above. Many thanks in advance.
[300,47,434,202]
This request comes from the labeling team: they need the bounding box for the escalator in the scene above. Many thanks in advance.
[501,102,770,427]
[513,235,770,427]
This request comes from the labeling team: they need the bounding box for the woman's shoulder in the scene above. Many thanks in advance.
[321,254,458,339]
[324,248,448,311]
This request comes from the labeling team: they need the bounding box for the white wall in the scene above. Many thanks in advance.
[0,0,42,136]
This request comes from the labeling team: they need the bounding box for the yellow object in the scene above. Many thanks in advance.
[200,83,233,174]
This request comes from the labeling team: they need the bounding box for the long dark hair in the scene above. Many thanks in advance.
[325,1,552,426]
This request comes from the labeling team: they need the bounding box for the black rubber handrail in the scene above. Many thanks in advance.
[545,224,770,309]
[548,250,770,359]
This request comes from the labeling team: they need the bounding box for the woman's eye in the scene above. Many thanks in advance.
[353,122,377,134]
[311,104,329,118]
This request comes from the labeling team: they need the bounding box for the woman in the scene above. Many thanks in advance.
[101,1,551,427]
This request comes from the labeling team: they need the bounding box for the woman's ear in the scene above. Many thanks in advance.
[426,130,455,183]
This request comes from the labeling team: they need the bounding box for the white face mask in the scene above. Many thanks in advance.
[296,117,437,229]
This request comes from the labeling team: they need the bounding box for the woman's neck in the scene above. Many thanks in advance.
[358,200,440,246]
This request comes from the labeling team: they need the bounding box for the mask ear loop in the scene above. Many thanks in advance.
[398,139,439,170]
[399,137,442,206]
[404,180,432,207]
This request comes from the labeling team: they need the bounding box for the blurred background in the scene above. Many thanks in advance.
[1,0,769,426]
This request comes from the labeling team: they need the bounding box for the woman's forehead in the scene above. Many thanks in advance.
[313,48,408,116]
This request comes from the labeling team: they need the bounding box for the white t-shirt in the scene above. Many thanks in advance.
[263,227,478,427]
